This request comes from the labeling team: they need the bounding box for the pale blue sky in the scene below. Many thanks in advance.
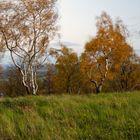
[59,0,140,53]
[1,0,140,65]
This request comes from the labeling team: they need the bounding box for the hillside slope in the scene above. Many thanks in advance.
[0,92,140,140]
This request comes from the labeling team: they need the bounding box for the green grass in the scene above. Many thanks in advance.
[0,92,140,140]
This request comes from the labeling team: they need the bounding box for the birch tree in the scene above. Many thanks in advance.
[81,12,133,94]
[0,0,58,95]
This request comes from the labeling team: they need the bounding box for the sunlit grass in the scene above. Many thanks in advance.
[0,92,140,140]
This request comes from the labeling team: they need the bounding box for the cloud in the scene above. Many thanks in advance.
[49,41,83,55]
[50,41,82,47]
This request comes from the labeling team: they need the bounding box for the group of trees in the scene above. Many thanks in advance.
[0,0,140,96]
[1,44,140,97]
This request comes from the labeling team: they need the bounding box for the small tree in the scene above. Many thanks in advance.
[43,64,56,94]
[2,66,26,97]
[81,12,133,94]
[0,0,58,95]
[113,53,140,91]
[54,46,79,94]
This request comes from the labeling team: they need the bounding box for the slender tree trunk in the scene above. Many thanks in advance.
[20,67,38,95]
[66,76,71,94]
[23,78,38,95]
[95,85,102,94]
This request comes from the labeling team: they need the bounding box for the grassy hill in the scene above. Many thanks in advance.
[0,92,140,140]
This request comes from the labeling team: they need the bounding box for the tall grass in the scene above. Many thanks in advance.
[0,92,140,140]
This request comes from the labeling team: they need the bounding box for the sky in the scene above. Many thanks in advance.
[1,0,140,65]
[58,0,140,54]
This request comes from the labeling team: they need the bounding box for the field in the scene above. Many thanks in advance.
[0,92,140,140]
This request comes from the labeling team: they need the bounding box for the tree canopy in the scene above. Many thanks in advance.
[81,12,134,93]
[0,0,58,95]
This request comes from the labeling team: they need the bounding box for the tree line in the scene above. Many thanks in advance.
[0,0,140,96]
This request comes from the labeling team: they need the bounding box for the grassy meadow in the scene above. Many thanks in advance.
[0,92,140,140]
